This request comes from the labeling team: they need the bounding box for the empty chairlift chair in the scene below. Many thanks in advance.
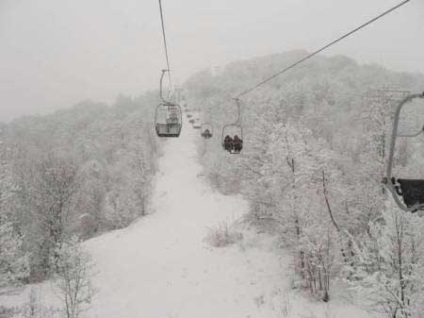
[155,103,182,137]
[382,92,424,212]
[155,70,183,138]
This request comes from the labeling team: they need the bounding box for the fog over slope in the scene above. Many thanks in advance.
[0,0,423,121]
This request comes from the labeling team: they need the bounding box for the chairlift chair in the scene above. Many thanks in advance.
[222,125,243,154]
[155,102,182,137]
[155,70,182,138]
[193,120,201,129]
[201,123,213,139]
[382,92,424,212]
[221,99,244,154]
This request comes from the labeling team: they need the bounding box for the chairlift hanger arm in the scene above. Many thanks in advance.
[158,0,172,90]
[386,92,424,180]
[160,69,173,104]
[383,92,424,212]
[233,98,241,125]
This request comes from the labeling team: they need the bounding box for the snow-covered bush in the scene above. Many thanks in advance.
[205,221,243,248]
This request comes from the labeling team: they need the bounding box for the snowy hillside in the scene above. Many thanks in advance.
[1,114,377,318]
[1,52,424,318]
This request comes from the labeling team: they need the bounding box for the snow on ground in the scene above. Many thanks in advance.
[83,124,281,318]
[1,120,378,317]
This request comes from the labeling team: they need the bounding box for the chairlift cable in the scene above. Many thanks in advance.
[155,1,182,139]
[158,0,173,91]
[234,0,411,100]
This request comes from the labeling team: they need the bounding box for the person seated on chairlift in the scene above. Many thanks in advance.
[233,135,243,152]
[224,135,233,151]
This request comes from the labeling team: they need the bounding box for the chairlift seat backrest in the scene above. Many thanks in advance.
[397,179,424,210]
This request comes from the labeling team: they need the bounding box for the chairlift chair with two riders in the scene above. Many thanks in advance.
[201,123,213,139]
[201,104,214,139]
[155,70,182,138]
[222,98,243,154]
[382,92,424,212]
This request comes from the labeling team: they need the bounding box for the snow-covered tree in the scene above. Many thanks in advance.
[188,51,424,305]
[53,236,95,318]
[0,218,29,287]
[0,94,160,284]
[0,157,28,287]
[348,207,424,317]
[28,153,79,279]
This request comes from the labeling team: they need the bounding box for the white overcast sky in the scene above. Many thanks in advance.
[0,0,423,122]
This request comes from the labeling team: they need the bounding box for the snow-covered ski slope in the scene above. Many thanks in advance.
[84,123,375,318]
[84,125,279,317]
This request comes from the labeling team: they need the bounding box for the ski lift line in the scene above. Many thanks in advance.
[158,0,172,90]
[233,0,411,100]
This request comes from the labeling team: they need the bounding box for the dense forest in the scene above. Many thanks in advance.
[187,50,424,316]
[0,93,160,286]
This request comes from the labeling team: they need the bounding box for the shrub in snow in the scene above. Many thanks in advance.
[270,290,292,317]
[0,305,19,318]
[23,287,59,318]
[205,221,243,248]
